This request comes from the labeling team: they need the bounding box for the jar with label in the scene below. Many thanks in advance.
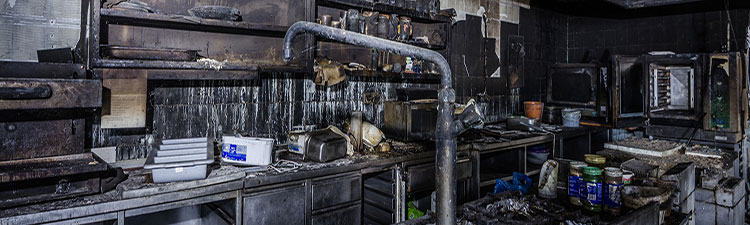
[622,170,634,185]
[583,166,603,212]
[569,161,587,206]
[584,154,606,169]
[603,167,623,216]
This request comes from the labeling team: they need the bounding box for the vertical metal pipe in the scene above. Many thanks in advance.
[282,21,457,225]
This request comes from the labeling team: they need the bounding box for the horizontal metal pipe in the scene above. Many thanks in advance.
[282,21,457,225]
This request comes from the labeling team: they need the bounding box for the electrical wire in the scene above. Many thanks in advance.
[724,0,740,51]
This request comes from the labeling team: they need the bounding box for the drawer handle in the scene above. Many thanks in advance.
[0,86,52,100]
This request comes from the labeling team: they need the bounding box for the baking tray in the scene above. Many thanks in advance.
[161,137,210,145]
[160,142,210,150]
[144,148,214,183]
[101,45,199,61]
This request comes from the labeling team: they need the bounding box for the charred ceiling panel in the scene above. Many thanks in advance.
[602,0,704,9]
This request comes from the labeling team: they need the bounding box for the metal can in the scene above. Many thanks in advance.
[569,161,587,206]
[584,154,606,169]
[397,16,412,41]
[604,167,623,216]
[583,166,603,213]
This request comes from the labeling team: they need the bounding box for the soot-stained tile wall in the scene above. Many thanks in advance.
[517,6,569,103]
[91,75,440,160]
[567,7,749,64]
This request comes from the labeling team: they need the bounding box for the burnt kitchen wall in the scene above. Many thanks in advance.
[516,6,569,103]
[91,75,439,160]
[564,2,750,64]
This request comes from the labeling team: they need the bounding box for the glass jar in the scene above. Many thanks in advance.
[583,166,603,213]
[604,167,623,216]
[622,170,634,185]
[569,161,587,206]
[584,154,606,169]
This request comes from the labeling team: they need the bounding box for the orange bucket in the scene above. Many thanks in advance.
[524,101,544,120]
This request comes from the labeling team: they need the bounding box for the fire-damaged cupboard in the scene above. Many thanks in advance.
[0,61,115,208]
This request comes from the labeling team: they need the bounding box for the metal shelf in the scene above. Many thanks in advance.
[318,0,451,23]
[100,9,290,35]
[94,59,306,80]
[344,69,441,82]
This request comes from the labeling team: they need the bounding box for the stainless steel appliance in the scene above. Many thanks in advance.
[643,52,747,143]
[546,64,607,120]
[383,100,438,142]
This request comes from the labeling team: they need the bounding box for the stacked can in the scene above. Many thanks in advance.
[603,167,623,216]
[583,166,603,212]
[568,161,587,206]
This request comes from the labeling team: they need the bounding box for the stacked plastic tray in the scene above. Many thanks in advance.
[144,137,214,183]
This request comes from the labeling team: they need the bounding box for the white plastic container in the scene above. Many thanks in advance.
[144,144,213,183]
[221,136,274,166]
[562,108,581,127]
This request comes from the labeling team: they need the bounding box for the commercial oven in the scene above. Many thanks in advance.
[0,61,107,207]
[641,52,747,143]
[546,63,607,120]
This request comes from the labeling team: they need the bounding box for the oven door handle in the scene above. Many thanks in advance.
[0,85,53,100]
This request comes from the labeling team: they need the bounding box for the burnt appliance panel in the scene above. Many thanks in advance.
[610,55,646,127]
[703,52,747,135]
[547,64,599,107]
[0,62,101,161]
[644,54,704,124]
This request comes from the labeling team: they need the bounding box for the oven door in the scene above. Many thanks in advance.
[644,54,704,124]
[611,55,646,127]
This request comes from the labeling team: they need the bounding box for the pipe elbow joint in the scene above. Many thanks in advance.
[282,47,294,62]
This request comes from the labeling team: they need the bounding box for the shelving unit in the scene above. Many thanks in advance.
[90,0,316,79]
[100,9,291,34]
[314,0,451,85]
[318,0,451,23]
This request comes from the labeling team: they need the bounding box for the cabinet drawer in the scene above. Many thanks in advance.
[0,78,101,110]
[243,183,306,225]
[311,204,361,225]
[407,159,473,192]
[364,176,395,195]
[312,174,361,210]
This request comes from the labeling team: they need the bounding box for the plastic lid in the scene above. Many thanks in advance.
[584,166,602,176]
[584,154,606,164]
[570,161,588,169]
[622,169,635,178]
[604,167,623,177]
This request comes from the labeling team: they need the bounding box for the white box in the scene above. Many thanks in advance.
[221,136,274,166]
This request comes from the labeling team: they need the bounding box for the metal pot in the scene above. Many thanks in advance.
[346,9,360,32]
[397,16,412,41]
[377,15,389,39]
[319,14,332,26]
[389,14,400,40]
[339,10,348,29]
[362,11,379,36]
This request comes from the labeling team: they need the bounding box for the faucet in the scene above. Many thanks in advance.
[283,21,458,225]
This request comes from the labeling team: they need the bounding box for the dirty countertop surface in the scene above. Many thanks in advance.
[0,141,432,219]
